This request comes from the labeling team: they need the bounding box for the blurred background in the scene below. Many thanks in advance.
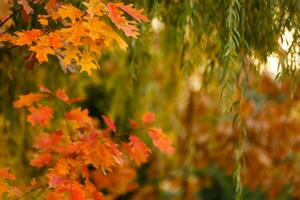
[0,0,300,199]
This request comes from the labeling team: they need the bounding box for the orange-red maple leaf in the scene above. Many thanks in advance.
[125,134,151,165]
[65,108,93,126]
[102,115,116,132]
[107,3,148,38]
[0,168,16,180]
[13,93,46,108]
[27,104,54,127]
[141,112,155,124]
[14,29,42,46]
[55,88,69,102]
[33,130,63,151]
[147,128,175,155]
[30,153,52,168]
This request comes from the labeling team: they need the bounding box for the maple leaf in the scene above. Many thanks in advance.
[77,50,98,76]
[27,104,54,127]
[13,93,46,108]
[30,153,52,168]
[33,130,63,151]
[54,158,70,176]
[147,128,175,155]
[119,4,149,22]
[55,88,69,102]
[83,0,104,17]
[125,134,151,165]
[47,174,63,188]
[62,21,87,46]
[65,107,93,126]
[53,4,83,23]
[107,3,148,38]
[29,39,55,63]
[102,115,117,132]
[62,45,79,65]
[141,112,156,124]
[0,168,16,180]
[14,29,42,46]
[48,31,63,49]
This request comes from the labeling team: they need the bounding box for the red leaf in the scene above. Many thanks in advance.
[147,128,175,155]
[13,93,46,108]
[33,130,63,151]
[128,118,138,129]
[119,4,149,22]
[107,3,148,38]
[30,153,52,168]
[55,88,69,102]
[141,112,155,124]
[102,115,117,132]
[0,167,16,180]
[125,134,151,165]
[27,104,54,127]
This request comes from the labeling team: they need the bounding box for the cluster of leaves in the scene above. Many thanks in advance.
[0,87,174,199]
[0,0,148,75]
[187,74,300,199]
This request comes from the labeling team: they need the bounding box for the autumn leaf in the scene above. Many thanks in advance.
[147,128,175,155]
[13,93,46,108]
[77,50,98,76]
[27,104,54,127]
[13,29,42,46]
[65,107,93,126]
[107,3,148,38]
[30,153,52,168]
[29,39,55,63]
[53,4,83,23]
[119,4,149,22]
[141,112,155,124]
[102,115,116,132]
[55,88,69,102]
[33,130,63,151]
[54,158,70,176]
[128,119,138,129]
[83,0,104,17]
[0,168,16,180]
[125,134,151,165]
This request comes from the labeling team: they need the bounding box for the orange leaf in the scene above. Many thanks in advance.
[30,153,52,168]
[55,88,69,102]
[0,168,16,180]
[141,112,155,124]
[102,115,116,132]
[125,134,151,165]
[54,158,70,176]
[33,130,63,150]
[107,3,147,38]
[147,128,175,155]
[13,93,46,108]
[119,4,149,22]
[14,29,42,46]
[65,107,93,126]
[27,104,54,127]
